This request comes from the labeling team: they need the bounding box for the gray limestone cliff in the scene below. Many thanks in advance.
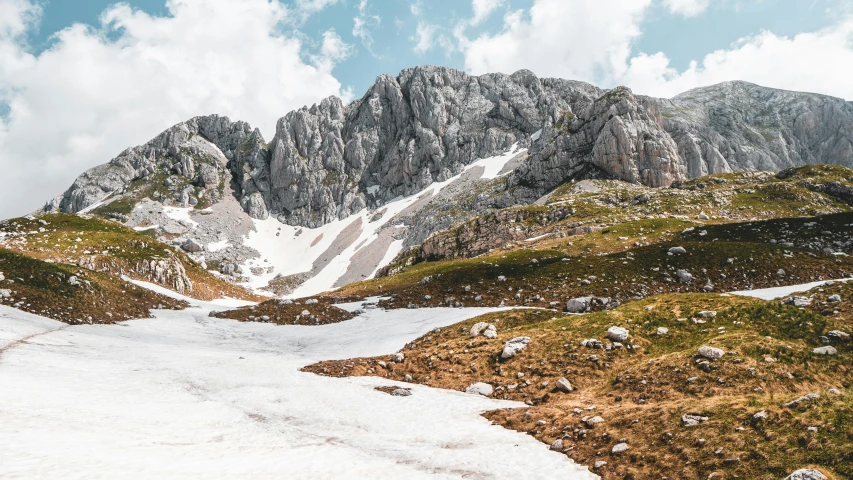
[47,67,853,229]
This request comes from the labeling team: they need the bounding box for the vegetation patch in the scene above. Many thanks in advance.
[304,291,851,479]
[0,248,187,323]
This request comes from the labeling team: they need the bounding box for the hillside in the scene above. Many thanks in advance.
[305,287,851,480]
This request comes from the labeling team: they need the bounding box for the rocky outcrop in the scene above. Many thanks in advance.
[510,86,686,198]
[46,115,266,215]
[662,81,853,178]
[48,68,853,231]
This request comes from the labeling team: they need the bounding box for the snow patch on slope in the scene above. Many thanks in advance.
[0,304,596,479]
[239,145,527,298]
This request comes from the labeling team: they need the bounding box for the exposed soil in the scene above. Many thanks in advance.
[304,293,852,479]
[210,296,355,325]
[0,248,187,324]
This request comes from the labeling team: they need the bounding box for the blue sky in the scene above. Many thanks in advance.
[1,0,852,218]
[23,0,843,96]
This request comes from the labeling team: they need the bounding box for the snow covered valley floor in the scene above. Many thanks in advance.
[0,300,596,479]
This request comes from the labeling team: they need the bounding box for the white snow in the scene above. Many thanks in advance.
[239,145,527,298]
[0,303,595,480]
[730,278,851,300]
[162,206,199,228]
[531,129,542,142]
[525,233,551,243]
[133,225,159,231]
[77,189,118,215]
[206,238,231,252]
[370,238,405,279]
[464,143,524,180]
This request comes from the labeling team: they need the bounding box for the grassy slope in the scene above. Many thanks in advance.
[0,248,187,323]
[210,297,354,325]
[330,212,853,311]
[305,291,851,480]
[0,214,262,302]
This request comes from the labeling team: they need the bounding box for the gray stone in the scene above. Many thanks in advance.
[812,346,837,355]
[501,336,531,359]
[676,269,693,283]
[682,414,709,427]
[669,246,687,254]
[566,296,593,313]
[555,377,573,393]
[606,326,629,342]
[784,469,827,480]
[550,439,563,451]
[465,382,493,396]
[611,443,629,454]
[698,346,725,360]
[181,239,204,253]
[390,388,412,397]
[391,352,405,363]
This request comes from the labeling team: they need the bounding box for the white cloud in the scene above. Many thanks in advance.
[0,0,348,219]
[460,0,853,103]
[620,19,853,99]
[662,0,709,17]
[471,0,505,25]
[412,22,438,54]
[353,0,381,53]
[461,0,651,81]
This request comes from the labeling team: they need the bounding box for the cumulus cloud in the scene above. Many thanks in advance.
[461,0,651,81]
[460,0,853,102]
[471,0,505,25]
[0,0,348,219]
[353,0,381,53]
[620,19,853,99]
[412,22,438,54]
[662,0,709,17]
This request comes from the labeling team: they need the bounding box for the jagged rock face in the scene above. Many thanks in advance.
[47,68,853,232]
[261,67,601,227]
[46,115,267,214]
[510,86,686,197]
[661,81,853,178]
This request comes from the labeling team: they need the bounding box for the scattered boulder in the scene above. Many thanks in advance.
[550,439,564,451]
[470,322,489,337]
[783,296,812,307]
[827,294,841,303]
[697,310,717,318]
[584,416,605,428]
[784,469,827,480]
[181,239,204,253]
[391,388,412,397]
[812,346,837,356]
[465,382,493,396]
[606,326,629,342]
[391,353,405,363]
[593,461,607,469]
[826,330,850,341]
[566,296,593,313]
[784,393,820,408]
[698,346,725,360]
[483,324,497,339]
[555,377,573,393]
[68,275,80,286]
[682,414,709,427]
[669,246,687,254]
[501,336,531,359]
[657,327,669,335]
[611,443,629,454]
[0,289,10,298]
[676,269,693,283]
[751,410,769,424]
